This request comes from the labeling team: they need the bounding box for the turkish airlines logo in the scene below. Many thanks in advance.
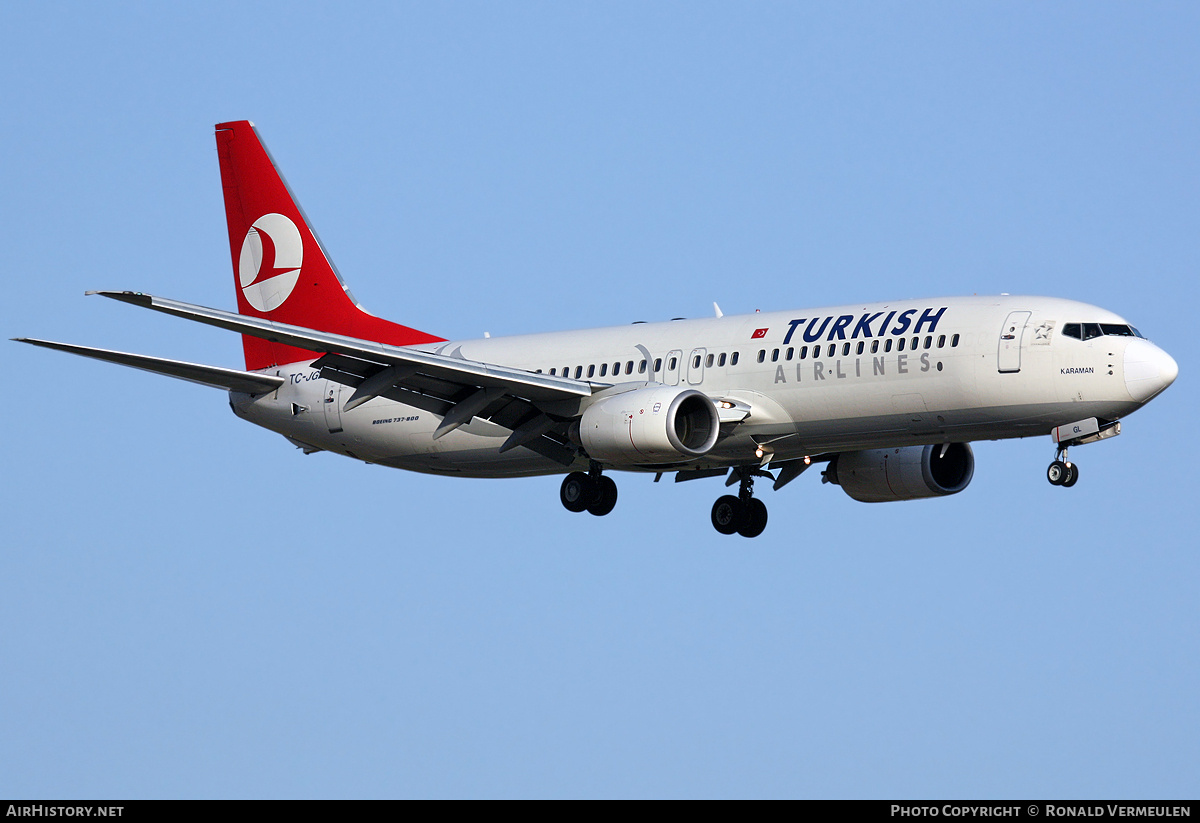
[238,213,303,312]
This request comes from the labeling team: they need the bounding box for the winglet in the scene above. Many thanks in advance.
[89,290,152,306]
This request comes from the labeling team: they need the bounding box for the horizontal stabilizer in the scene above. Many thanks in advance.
[15,338,284,394]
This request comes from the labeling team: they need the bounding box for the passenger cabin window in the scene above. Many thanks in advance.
[758,350,766,363]
[856,342,864,355]
[842,342,850,356]
[898,338,906,352]
[599,363,607,377]
[938,335,946,348]
[800,346,808,359]
[718,353,726,367]
[693,355,701,369]
[871,340,879,354]
[669,357,678,370]
[654,358,662,372]
[771,349,780,362]
[574,366,582,379]
[786,347,794,361]
[731,352,740,365]
[924,336,932,349]
[639,360,647,373]
[549,368,556,375]
[587,364,595,378]
[951,334,960,347]
[626,360,634,374]
[705,354,714,367]
[827,344,836,357]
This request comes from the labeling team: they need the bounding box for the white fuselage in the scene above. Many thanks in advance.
[230,295,1176,477]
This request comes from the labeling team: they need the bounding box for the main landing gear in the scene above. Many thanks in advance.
[560,462,618,516]
[1046,447,1079,488]
[711,467,769,538]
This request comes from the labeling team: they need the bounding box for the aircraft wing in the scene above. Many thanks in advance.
[15,338,285,394]
[92,291,594,464]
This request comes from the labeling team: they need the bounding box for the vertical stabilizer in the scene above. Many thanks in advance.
[215,121,444,370]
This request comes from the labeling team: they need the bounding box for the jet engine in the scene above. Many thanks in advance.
[826,443,974,503]
[579,386,720,464]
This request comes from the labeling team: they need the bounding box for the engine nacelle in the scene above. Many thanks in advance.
[828,443,974,503]
[579,386,720,464]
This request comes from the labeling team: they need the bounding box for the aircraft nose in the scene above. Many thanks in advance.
[1124,339,1178,403]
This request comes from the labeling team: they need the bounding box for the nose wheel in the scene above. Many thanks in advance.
[711,468,769,537]
[560,462,618,516]
[1047,448,1079,487]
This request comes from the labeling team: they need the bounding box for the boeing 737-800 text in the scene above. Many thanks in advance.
[16,121,1179,537]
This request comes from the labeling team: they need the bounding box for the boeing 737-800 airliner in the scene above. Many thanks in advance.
[16,121,1179,537]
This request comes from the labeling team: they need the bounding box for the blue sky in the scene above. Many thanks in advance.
[2,2,1197,798]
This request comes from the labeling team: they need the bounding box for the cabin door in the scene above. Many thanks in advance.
[997,311,1031,373]
[323,381,344,433]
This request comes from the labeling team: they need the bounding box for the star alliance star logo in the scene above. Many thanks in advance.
[1032,320,1055,345]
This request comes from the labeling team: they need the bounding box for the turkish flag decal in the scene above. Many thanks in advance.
[751,328,769,339]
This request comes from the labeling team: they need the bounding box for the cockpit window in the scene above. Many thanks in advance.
[1062,322,1143,341]
[1100,324,1137,337]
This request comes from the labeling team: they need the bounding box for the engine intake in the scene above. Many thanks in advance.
[828,443,974,503]
[580,386,720,464]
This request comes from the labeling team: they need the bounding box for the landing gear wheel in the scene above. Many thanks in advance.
[711,495,741,535]
[586,476,618,516]
[737,498,768,539]
[1062,462,1079,488]
[560,472,593,513]
[1047,460,1068,486]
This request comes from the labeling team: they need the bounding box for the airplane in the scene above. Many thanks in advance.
[15,121,1179,538]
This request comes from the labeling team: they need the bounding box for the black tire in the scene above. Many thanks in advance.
[587,476,618,516]
[737,498,768,538]
[1062,462,1079,488]
[1047,460,1068,486]
[560,472,593,513]
[711,495,741,535]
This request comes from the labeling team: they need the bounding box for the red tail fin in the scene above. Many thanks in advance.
[215,121,444,370]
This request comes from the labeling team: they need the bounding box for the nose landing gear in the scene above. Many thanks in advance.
[1047,447,1079,487]
[560,461,619,516]
[711,468,770,538]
